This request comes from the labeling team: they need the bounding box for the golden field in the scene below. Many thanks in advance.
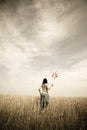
[0,94,87,130]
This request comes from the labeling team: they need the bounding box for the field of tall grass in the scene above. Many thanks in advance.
[0,94,87,130]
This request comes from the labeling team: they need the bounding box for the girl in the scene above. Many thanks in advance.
[39,78,53,110]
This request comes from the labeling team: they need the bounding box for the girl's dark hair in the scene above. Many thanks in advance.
[43,78,48,84]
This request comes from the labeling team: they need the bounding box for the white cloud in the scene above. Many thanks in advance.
[0,0,87,96]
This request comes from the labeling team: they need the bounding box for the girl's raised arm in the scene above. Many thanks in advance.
[48,84,53,90]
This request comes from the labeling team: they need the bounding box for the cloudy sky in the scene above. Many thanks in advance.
[0,0,87,96]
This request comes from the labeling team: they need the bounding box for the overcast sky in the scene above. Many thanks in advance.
[0,0,87,96]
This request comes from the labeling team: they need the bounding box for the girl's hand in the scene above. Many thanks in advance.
[51,84,53,87]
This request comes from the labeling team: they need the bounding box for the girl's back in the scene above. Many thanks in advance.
[41,83,48,93]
